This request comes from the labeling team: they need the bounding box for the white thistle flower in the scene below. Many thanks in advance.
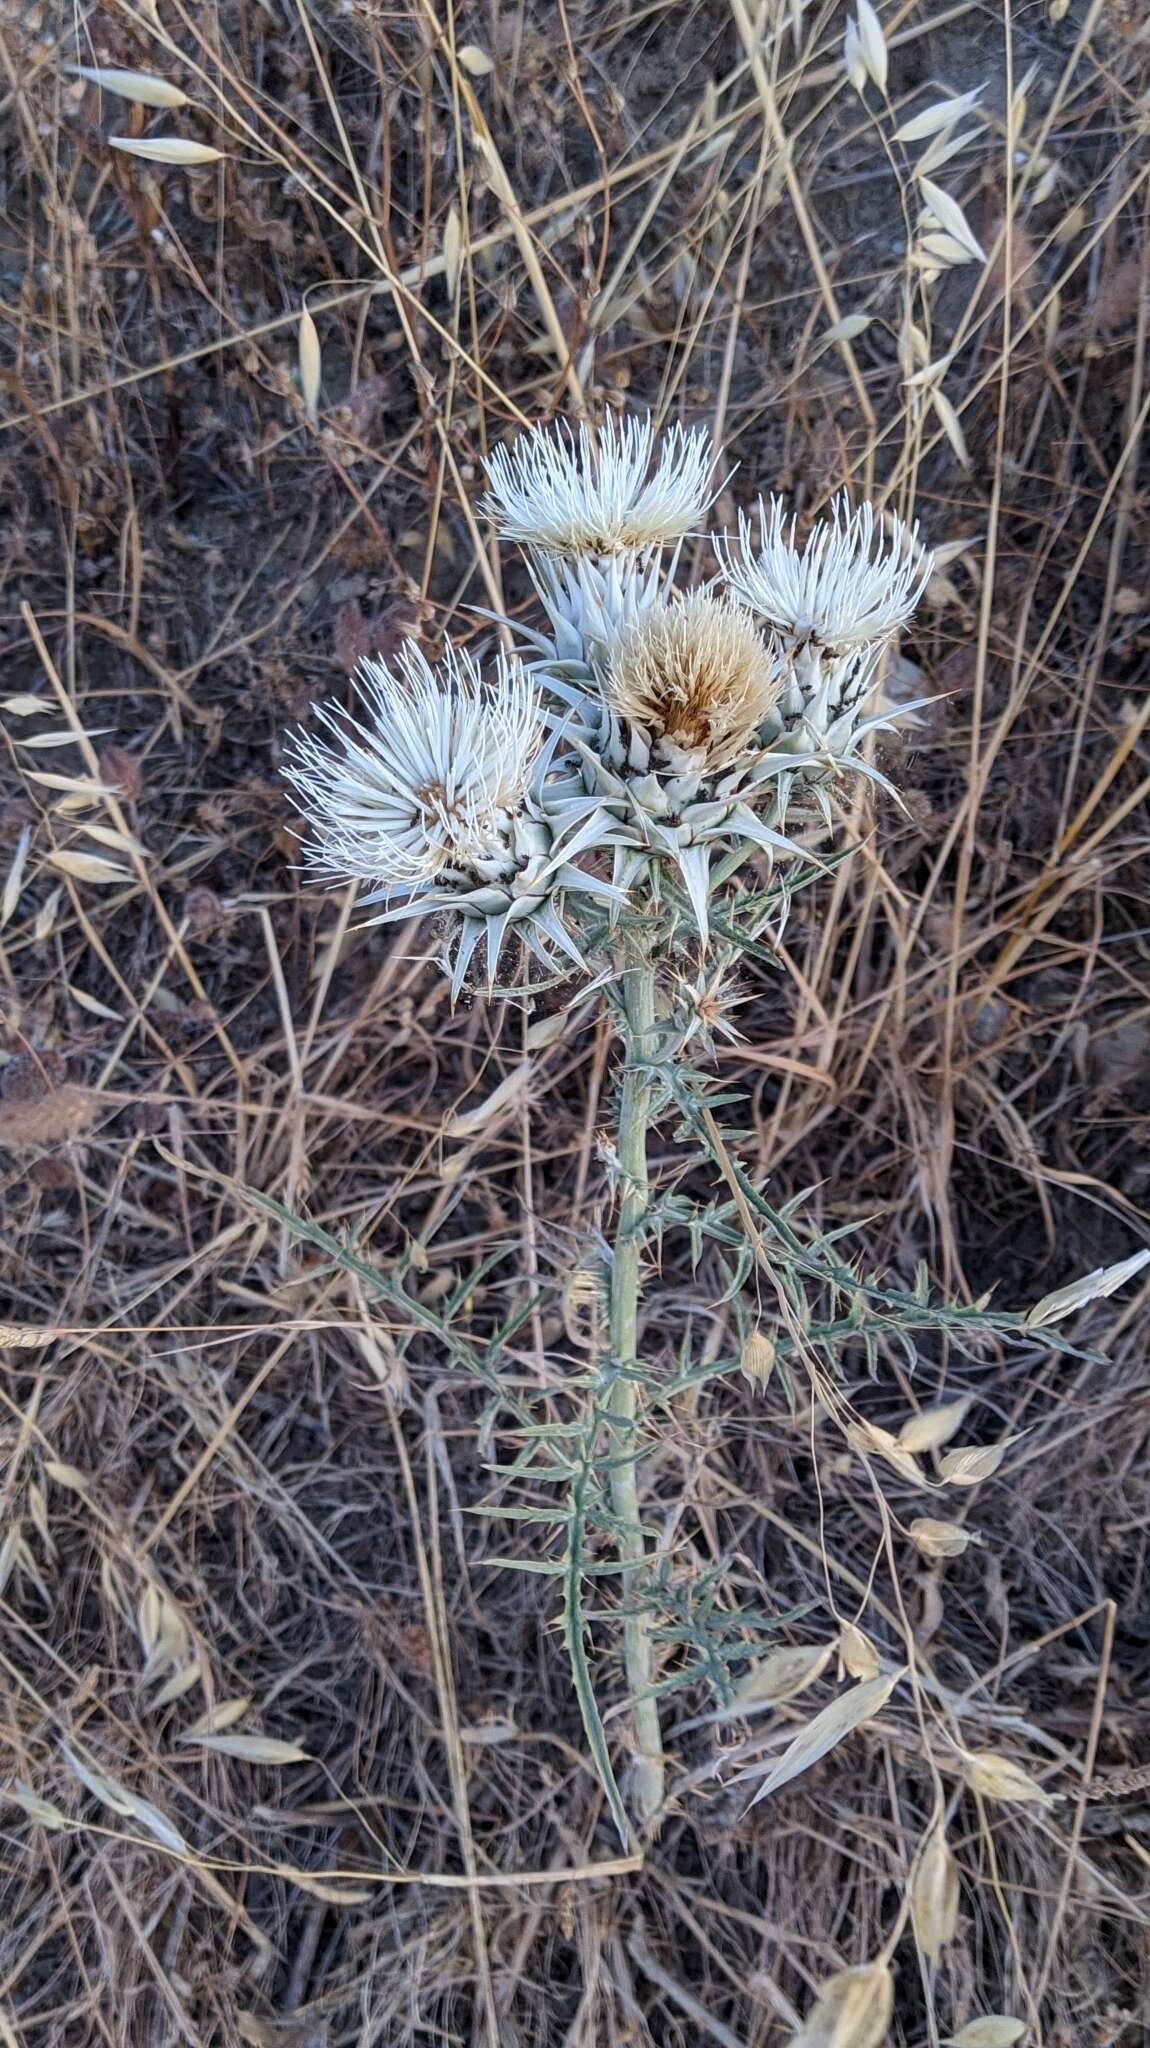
[606,590,780,772]
[482,411,716,557]
[283,639,540,890]
[717,494,933,653]
[283,639,619,995]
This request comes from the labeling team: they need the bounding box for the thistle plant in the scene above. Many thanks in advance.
[283,413,1147,1845]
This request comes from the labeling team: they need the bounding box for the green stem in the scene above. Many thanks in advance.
[607,952,665,1827]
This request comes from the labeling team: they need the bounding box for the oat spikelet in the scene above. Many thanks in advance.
[607,590,779,767]
[911,1816,960,1964]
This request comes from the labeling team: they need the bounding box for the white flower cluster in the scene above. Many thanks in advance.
[285,414,933,988]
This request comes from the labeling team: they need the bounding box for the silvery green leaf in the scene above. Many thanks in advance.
[450,919,485,1001]
[553,864,621,903]
[726,804,809,862]
[483,908,515,986]
[675,843,712,945]
[532,899,587,969]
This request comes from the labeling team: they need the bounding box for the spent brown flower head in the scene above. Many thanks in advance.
[606,590,779,768]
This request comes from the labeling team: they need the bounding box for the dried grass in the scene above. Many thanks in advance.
[2,1,1150,2042]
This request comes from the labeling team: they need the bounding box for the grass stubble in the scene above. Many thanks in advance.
[1,0,1150,2042]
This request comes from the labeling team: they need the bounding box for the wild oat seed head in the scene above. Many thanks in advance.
[482,411,715,556]
[718,493,933,651]
[283,639,541,893]
[606,590,780,768]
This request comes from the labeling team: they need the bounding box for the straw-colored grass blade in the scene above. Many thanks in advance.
[746,1669,905,1806]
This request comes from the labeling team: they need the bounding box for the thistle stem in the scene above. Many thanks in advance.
[607,952,665,1826]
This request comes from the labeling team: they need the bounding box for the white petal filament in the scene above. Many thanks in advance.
[718,493,934,652]
[483,412,715,556]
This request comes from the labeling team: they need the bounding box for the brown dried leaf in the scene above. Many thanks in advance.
[3,1051,66,1101]
[98,746,143,802]
[0,1084,95,1149]
[333,600,374,672]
